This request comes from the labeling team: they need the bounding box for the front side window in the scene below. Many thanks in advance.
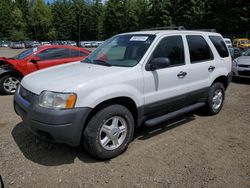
[187,35,214,63]
[82,34,156,67]
[37,48,70,61]
[152,36,185,66]
[209,36,229,58]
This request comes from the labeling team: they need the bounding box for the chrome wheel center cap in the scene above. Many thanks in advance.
[109,128,120,139]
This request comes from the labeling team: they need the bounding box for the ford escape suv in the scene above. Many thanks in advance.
[14,27,232,159]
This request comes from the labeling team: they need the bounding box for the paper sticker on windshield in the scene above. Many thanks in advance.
[130,36,148,41]
[33,48,38,52]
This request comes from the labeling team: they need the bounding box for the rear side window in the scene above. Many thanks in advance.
[70,49,88,57]
[186,35,213,63]
[209,36,229,57]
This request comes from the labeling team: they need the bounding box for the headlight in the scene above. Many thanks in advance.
[39,91,77,109]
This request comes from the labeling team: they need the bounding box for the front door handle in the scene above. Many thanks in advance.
[177,71,187,79]
[208,66,215,72]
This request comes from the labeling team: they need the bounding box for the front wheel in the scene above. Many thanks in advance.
[83,104,134,160]
[205,82,225,115]
[0,75,21,95]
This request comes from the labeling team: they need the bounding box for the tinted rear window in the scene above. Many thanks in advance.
[209,36,229,57]
[186,35,214,63]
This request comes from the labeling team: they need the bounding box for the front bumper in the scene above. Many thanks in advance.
[14,86,91,146]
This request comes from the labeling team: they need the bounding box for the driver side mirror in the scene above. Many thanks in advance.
[30,56,41,63]
[146,57,171,71]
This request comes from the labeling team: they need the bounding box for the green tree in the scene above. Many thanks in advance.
[15,0,33,38]
[10,7,27,40]
[30,0,52,40]
[51,0,75,40]
[72,0,88,41]
[103,0,126,38]
[87,0,103,40]
[148,0,172,27]
[124,0,139,32]
[0,0,14,39]
[134,0,149,30]
[171,0,205,29]
[15,0,30,19]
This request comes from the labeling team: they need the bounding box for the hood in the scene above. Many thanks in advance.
[235,56,250,65]
[21,62,129,95]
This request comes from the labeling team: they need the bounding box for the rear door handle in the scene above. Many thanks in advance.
[177,71,187,79]
[208,66,215,72]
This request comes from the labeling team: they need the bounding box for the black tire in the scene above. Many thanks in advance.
[0,75,21,95]
[205,82,225,115]
[83,104,134,160]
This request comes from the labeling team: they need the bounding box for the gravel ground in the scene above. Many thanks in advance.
[0,48,250,188]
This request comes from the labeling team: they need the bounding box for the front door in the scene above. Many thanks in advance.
[143,35,190,118]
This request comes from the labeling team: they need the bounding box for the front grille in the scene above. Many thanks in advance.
[238,71,250,76]
[238,64,250,68]
[19,86,34,103]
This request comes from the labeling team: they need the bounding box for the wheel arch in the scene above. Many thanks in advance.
[84,96,138,131]
[0,68,23,79]
[211,75,228,90]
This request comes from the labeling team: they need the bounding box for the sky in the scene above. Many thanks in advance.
[46,0,54,3]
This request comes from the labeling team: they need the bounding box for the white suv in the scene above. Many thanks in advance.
[14,28,232,159]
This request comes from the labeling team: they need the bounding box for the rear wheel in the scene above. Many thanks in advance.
[83,104,134,160]
[0,75,20,95]
[205,82,225,115]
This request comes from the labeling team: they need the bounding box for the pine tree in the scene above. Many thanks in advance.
[51,0,75,40]
[0,0,14,39]
[30,0,53,40]
[10,7,27,40]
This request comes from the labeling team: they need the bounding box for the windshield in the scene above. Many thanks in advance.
[83,34,156,67]
[14,47,39,60]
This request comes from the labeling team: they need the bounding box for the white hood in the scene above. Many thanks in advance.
[21,62,128,95]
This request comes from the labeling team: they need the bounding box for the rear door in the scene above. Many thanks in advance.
[184,34,215,104]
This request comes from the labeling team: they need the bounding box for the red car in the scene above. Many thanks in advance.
[0,45,90,94]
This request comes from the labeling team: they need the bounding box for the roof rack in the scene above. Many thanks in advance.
[192,29,217,32]
[141,26,186,31]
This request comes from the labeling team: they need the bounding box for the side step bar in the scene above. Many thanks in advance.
[145,102,205,127]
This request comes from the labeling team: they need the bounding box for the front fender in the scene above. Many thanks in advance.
[75,84,144,108]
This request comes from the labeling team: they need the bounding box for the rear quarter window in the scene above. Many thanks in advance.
[209,36,229,58]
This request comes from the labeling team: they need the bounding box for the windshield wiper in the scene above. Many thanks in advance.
[93,59,112,67]
[81,58,112,67]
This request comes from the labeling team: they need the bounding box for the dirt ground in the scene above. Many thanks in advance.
[0,48,250,188]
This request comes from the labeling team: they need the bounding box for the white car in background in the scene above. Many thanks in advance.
[40,41,51,46]
[224,38,232,48]
[233,49,250,78]
[67,41,77,46]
